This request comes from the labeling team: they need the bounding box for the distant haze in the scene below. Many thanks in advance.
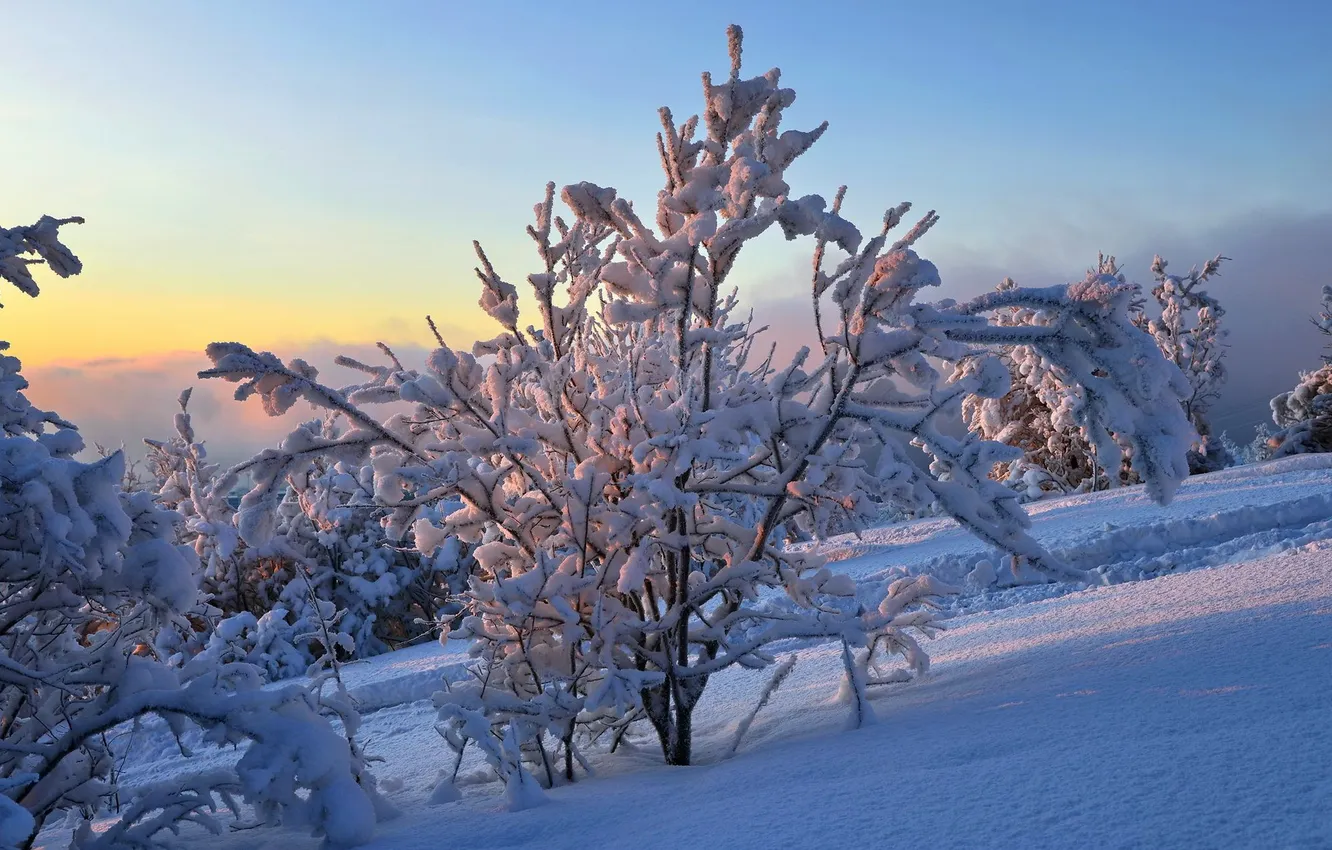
[23,208,1328,470]
[749,208,1332,445]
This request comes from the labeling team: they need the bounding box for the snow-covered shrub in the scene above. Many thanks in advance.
[967,253,1233,496]
[0,217,379,849]
[1269,364,1332,456]
[147,395,469,679]
[200,26,1192,788]
[1215,431,1248,468]
[1237,424,1275,465]
[1265,286,1332,457]
[261,416,470,661]
[961,261,1144,497]
[144,392,303,675]
[874,498,945,526]
[182,607,307,680]
[1273,365,1332,429]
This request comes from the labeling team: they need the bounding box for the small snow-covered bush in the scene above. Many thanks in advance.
[1266,286,1332,457]
[1269,364,1332,456]
[962,260,1143,497]
[259,416,471,660]
[1235,424,1274,465]
[0,217,380,849]
[200,26,1192,796]
[147,394,470,679]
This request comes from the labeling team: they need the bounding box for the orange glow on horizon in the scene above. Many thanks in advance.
[4,271,491,367]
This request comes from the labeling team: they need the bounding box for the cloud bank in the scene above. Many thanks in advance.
[22,341,434,470]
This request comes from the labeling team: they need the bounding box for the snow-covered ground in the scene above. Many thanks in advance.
[45,456,1332,849]
[827,452,1332,615]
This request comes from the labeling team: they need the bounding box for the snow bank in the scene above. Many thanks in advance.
[829,453,1332,614]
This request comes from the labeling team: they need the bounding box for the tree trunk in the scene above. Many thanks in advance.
[668,697,692,765]
[642,678,673,761]
[642,672,699,766]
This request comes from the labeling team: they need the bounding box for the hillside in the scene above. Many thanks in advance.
[42,456,1331,850]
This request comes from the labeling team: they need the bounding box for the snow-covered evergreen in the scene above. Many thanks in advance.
[200,27,1193,796]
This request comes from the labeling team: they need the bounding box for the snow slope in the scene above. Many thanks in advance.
[826,453,1332,615]
[43,457,1332,849]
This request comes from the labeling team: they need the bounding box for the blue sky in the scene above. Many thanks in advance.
[3,0,1329,455]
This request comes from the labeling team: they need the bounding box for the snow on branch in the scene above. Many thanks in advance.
[0,215,83,306]
[1,217,379,849]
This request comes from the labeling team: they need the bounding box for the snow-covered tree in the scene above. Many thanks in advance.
[1268,366,1332,456]
[200,26,1193,788]
[1262,287,1332,458]
[1314,284,1332,355]
[1237,423,1274,464]
[1131,255,1231,473]
[1268,286,1332,456]
[0,217,380,849]
[967,253,1233,496]
[961,259,1145,497]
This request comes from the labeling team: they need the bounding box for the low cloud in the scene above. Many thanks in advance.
[22,340,434,470]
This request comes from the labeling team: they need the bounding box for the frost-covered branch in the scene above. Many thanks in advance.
[0,217,380,849]
[0,215,83,306]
